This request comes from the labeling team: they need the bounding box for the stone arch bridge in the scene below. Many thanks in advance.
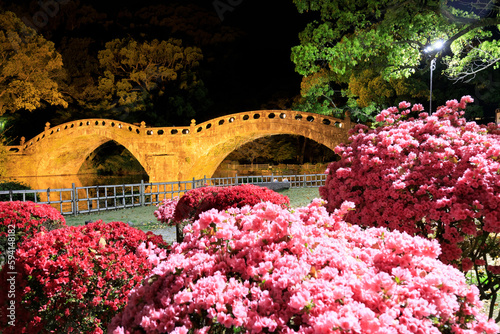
[4,110,353,183]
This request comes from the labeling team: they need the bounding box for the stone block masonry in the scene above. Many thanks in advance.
[4,110,353,185]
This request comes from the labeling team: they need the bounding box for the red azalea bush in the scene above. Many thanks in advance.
[0,201,66,266]
[320,96,500,320]
[0,220,170,334]
[173,184,290,222]
[109,200,498,333]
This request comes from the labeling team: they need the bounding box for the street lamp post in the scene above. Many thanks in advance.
[429,58,436,112]
[424,40,444,114]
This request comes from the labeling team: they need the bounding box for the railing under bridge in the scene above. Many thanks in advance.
[0,173,327,215]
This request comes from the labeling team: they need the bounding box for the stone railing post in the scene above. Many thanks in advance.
[45,122,50,133]
[190,119,196,134]
[72,183,77,215]
[19,137,25,152]
[140,121,146,135]
[140,179,145,205]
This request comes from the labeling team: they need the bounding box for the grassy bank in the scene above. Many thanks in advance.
[64,187,321,227]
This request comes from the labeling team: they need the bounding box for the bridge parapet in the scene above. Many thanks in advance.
[22,119,147,153]
[193,110,349,134]
[11,110,352,151]
[141,110,351,139]
[5,145,24,154]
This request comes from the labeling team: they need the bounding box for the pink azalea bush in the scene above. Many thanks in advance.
[109,200,498,333]
[0,220,170,333]
[0,201,66,266]
[320,96,500,320]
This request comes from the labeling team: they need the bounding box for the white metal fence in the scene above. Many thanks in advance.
[0,173,327,215]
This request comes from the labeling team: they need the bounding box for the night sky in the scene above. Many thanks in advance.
[179,0,309,118]
[201,0,307,114]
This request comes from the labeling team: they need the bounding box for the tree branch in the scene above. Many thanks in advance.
[441,0,499,24]
[444,16,500,49]
[444,44,500,82]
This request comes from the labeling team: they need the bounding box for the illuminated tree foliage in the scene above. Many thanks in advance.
[291,0,500,118]
[0,11,67,115]
[87,38,203,123]
[343,69,428,121]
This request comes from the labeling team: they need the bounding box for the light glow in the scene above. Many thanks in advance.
[424,39,445,53]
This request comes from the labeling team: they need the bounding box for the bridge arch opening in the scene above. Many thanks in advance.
[79,140,149,181]
[212,135,338,178]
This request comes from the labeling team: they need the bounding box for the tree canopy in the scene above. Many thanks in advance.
[291,0,500,118]
[0,11,67,115]
[84,38,204,124]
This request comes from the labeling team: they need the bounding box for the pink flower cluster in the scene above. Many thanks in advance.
[320,97,500,319]
[0,220,169,333]
[173,184,290,222]
[154,197,179,226]
[109,200,498,333]
[0,201,66,265]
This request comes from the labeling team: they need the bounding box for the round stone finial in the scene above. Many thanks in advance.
[141,121,146,128]
[191,119,196,126]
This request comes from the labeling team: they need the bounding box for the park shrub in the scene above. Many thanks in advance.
[173,184,290,222]
[319,96,500,320]
[0,201,65,266]
[109,200,498,333]
[0,180,40,202]
[0,220,170,334]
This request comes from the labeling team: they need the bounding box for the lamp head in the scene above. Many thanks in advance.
[424,39,444,54]
[434,40,444,50]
